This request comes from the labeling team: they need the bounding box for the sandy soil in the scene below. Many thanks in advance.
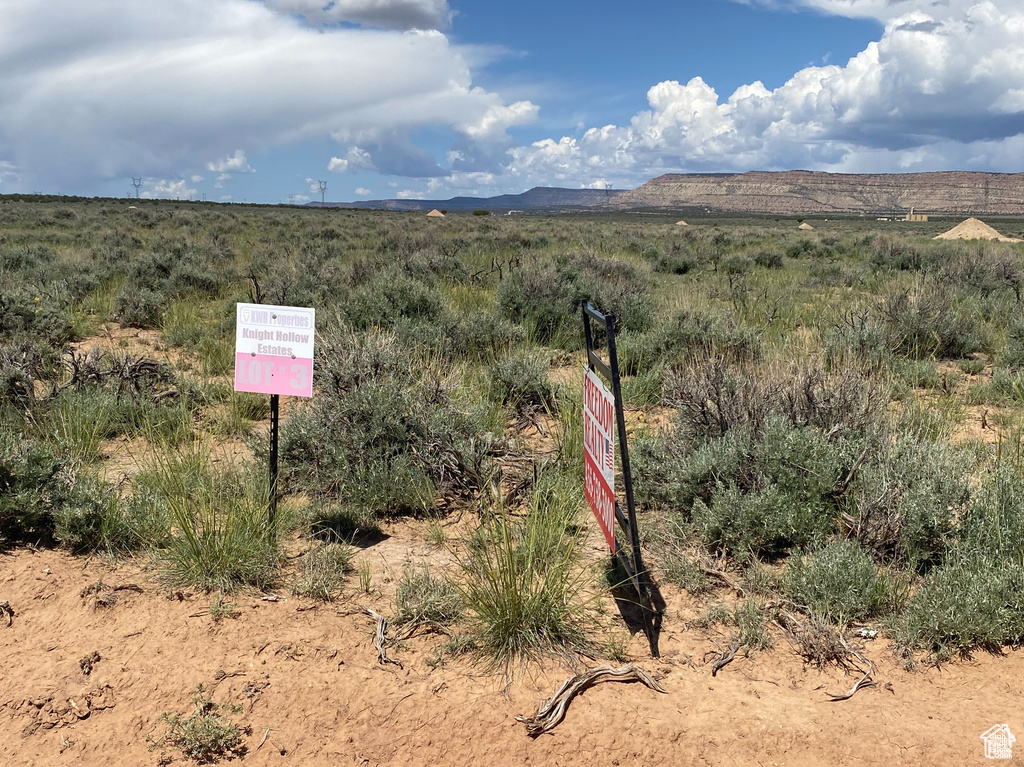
[934,218,1022,242]
[4,538,1024,767]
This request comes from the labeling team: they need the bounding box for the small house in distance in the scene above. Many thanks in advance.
[426,209,445,218]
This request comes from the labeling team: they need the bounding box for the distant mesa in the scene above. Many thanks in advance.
[313,171,1024,216]
[314,187,623,213]
[616,170,1024,216]
[934,218,1021,242]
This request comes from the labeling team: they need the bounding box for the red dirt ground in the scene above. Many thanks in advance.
[4,536,1023,767]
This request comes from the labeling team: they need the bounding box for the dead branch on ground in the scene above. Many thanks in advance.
[362,606,403,669]
[516,664,667,736]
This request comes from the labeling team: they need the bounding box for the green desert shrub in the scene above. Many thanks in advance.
[870,236,926,272]
[488,348,554,413]
[0,435,69,546]
[114,286,165,328]
[753,250,784,269]
[877,285,983,359]
[821,316,881,371]
[848,438,970,568]
[140,449,280,592]
[636,359,904,560]
[114,239,232,327]
[53,479,169,554]
[721,255,752,276]
[938,246,1024,300]
[394,566,462,626]
[894,556,1024,659]
[451,311,525,362]
[345,267,445,329]
[0,432,147,552]
[958,465,1024,561]
[691,475,833,560]
[280,327,497,517]
[459,504,589,667]
[663,358,887,442]
[646,250,697,275]
[648,418,861,559]
[0,283,75,343]
[150,684,247,764]
[291,542,353,601]
[617,310,761,376]
[498,253,652,346]
[998,317,1024,370]
[784,539,888,624]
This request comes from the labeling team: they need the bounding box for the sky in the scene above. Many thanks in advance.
[1,0,1023,203]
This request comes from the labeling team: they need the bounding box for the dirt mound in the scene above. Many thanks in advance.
[674,220,688,226]
[798,222,814,230]
[934,217,1021,242]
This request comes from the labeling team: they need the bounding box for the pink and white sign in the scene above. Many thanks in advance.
[583,366,616,552]
[234,303,315,398]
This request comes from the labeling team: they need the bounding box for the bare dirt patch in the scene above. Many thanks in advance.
[4,547,1024,766]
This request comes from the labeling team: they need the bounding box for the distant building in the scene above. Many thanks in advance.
[905,207,928,222]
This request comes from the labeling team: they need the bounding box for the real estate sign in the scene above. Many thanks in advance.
[234,303,315,398]
[583,365,616,551]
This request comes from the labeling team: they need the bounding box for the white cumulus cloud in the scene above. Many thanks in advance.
[505,0,1024,188]
[207,149,254,174]
[141,179,197,199]
[0,0,535,192]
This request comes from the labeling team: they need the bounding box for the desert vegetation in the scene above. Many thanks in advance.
[4,196,1024,707]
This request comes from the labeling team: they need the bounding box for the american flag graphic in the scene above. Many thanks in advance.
[604,437,614,475]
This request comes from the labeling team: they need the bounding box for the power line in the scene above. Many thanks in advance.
[318,180,327,204]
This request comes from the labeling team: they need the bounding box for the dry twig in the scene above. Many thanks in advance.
[710,637,741,677]
[825,637,876,701]
[362,606,403,669]
[516,664,667,736]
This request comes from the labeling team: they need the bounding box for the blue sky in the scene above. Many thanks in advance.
[1,0,1022,203]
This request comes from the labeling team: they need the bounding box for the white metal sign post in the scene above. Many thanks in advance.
[234,302,315,523]
[584,366,616,551]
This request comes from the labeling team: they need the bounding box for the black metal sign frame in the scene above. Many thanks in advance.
[582,300,659,657]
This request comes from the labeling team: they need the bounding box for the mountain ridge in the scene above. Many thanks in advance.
[314,171,1024,215]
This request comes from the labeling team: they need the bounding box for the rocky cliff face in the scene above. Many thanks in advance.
[613,171,1024,215]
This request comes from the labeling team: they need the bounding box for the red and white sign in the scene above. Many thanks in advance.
[234,303,315,398]
[583,366,616,551]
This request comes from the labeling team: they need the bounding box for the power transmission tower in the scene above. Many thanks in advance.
[318,180,327,204]
[131,177,142,199]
